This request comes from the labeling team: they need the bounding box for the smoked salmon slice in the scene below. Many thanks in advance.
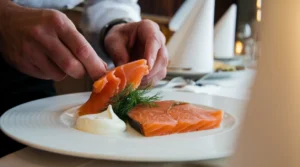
[127,100,223,137]
[78,59,149,116]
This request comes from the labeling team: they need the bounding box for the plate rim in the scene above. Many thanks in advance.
[0,91,246,162]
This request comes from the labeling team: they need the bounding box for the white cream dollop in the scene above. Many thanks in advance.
[75,105,126,135]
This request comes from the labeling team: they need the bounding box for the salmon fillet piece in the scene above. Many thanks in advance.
[78,59,149,116]
[128,100,223,137]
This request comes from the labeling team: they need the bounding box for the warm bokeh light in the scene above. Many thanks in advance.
[256,9,262,22]
[256,0,262,8]
[235,41,243,55]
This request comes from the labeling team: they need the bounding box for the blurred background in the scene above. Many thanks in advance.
[56,0,262,95]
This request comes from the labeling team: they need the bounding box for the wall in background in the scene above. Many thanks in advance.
[138,0,238,24]
[237,0,256,24]
[138,0,185,17]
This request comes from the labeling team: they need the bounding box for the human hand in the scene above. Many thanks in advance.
[104,19,168,85]
[0,2,107,81]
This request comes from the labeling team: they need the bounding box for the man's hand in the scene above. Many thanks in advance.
[0,2,107,81]
[104,19,168,85]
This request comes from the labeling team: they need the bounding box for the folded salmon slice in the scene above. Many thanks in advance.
[78,59,149,116]
[128,100,223,137]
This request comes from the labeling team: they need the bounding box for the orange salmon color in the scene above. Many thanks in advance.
[127,100,223,137]
[78,59,149,116]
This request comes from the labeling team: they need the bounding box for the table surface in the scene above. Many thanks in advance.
[0,69,256,167]
[0,147,229,167]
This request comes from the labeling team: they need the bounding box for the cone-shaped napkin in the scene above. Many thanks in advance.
[167,0,215,73]
[168,0,197,31]
[229,1,300,167]
[214,4,237,59]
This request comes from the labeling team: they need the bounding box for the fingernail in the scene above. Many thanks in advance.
[104,62,108,70]
[149,57,155,69]
[102,60,108,70]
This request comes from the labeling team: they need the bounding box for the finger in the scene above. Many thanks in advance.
[104,34,130,66]
[160,31,167,45]
[142,46,168,84]
[144,32,162,70]
[30,51,66,81]
[20,60,50,80]
[43,36,86,79]
[57,25,107,80]
[26,41,67,81]
[19,40,52,80]
[146,46,168,78]
[137,20,163,69]
[141,67,167,86]
[30,27,87,79]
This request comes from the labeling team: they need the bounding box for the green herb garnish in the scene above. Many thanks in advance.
[109,84,161,121]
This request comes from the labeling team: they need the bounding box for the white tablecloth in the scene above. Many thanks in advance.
[0,69,256,167]
[156,69,256,100]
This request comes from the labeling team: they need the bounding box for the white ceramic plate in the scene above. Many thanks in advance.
[0,91,246,162]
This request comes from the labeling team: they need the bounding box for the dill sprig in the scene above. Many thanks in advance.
[109,84,161,121]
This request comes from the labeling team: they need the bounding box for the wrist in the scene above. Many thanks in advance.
[0,1,11,36]
[0,1,33,32]
[0,1,23,25]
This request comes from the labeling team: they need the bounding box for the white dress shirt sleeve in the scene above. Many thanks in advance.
[11,0,84,9]
[80,0,142,68]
